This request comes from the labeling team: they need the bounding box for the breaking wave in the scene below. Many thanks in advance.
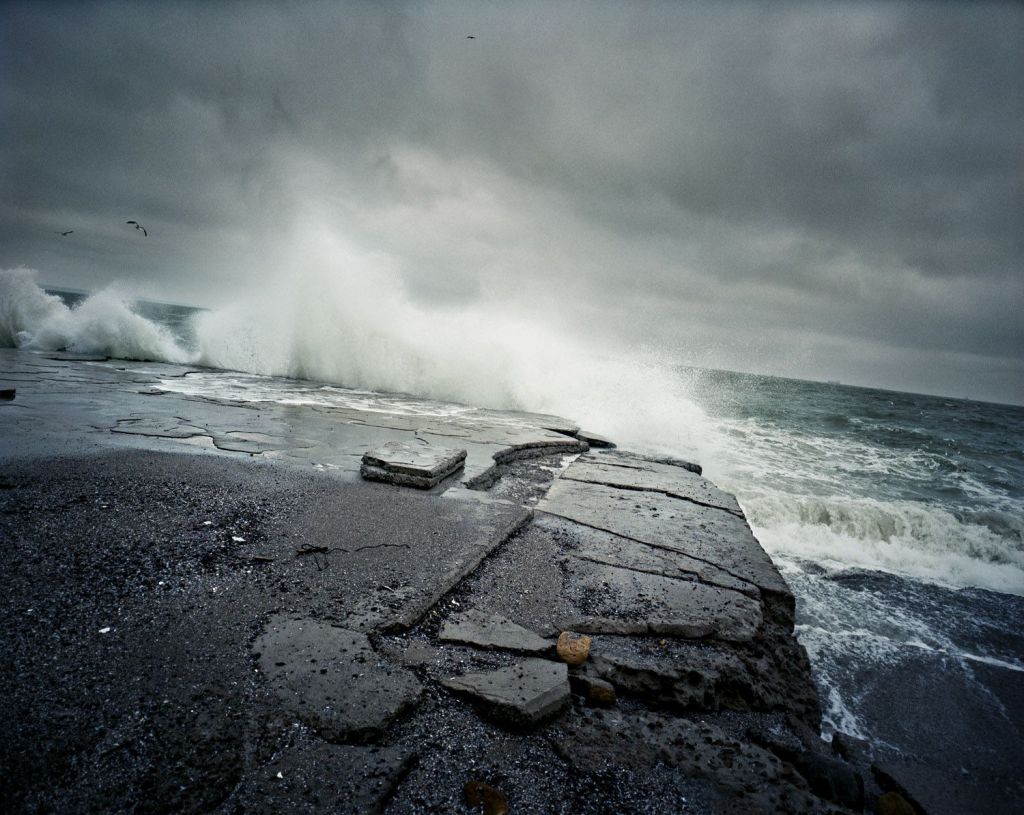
[0,267,191,363]
[0,264,709,462]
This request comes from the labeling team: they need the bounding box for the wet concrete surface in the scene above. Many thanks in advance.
[1,349,873,813]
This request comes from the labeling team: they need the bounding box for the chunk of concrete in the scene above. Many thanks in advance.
[439,610,550,654]
[576,430,615,448]
[442,658,570,727]
[254,616,422,742]
[360,441,467,488]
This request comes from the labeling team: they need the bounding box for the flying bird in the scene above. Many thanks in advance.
[56,230,73,236]
[126,220,148,237]
[466,35,475,39]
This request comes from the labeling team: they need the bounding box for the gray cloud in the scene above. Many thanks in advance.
[1,1,1021,403]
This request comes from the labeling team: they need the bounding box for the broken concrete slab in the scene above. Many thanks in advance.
[110,417,209,439]
[439,610,550,654]
[536,476,792,607]
[254,616,422,742]
[441,658,570,727]
[339,501,533,633]
[211,430,316,454]
[360,441,467,488]
[564,451,743,515]
[489,434,587,464]
[553,549,763,641]
[539,513,758,598]
[575,429,615,448]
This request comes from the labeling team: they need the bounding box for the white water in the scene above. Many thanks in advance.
[3,259,1021,596]
[0,267,191,364]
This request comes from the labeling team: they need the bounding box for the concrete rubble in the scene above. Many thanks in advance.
[0,348,892,813]
[361,441,467,488]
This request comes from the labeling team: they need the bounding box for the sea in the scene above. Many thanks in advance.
[2,268,1022,795]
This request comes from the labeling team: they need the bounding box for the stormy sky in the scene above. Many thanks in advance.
[2,1,1022,404]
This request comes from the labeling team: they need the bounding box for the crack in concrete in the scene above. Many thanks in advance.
[585,459,646,471]
[535,508,762,595]
[567,550,758,599]
[560,475,744,517]
[352,542,412,553]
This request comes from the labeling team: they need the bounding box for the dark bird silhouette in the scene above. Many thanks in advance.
[126,220,148,237]
[466,35,475,39]
[56,230,73,236]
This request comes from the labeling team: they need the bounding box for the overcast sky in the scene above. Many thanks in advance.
[2,1,1022,404]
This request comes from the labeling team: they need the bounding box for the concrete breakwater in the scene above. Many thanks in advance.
[0,349,900,813]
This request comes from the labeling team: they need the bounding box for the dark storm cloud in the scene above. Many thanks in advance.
[1,1,1021,401]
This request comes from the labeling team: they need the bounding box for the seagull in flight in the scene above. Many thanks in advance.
[126,220,148,237]
[56,230,73,236]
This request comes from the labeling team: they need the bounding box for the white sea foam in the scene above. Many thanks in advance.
[744,492,1024,596]
[701,411,1024,596]
[0,267,191,363]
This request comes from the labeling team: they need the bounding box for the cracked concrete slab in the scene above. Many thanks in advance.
[211,430,316,454]
[553,550,763,641]
[538,514,758,598]
[110,417,208,439]
[253,616,422,742]
[439,611,551,653]
[562,451,743,515]
[442,658,570,727]
[536,476,791,602]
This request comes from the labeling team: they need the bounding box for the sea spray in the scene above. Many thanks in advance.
[189,226,713,462]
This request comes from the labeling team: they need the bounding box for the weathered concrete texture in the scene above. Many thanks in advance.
[439,610,551,653]
[537,466,793,616]
[565,451,743,515]
[361,441,467,488]
[338,499,533,633]
[552,709,840,814]
[544,514,758,597]
[227,735,414,814]
[254,616,422,742]
[442,658,570,727]
[552,548,763,641]
[431,465,820,724]
[587,635,820,718]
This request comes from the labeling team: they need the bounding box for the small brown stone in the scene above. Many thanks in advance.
[556,631,592,666]
[464,780,509,815]
[875,791,916,815]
